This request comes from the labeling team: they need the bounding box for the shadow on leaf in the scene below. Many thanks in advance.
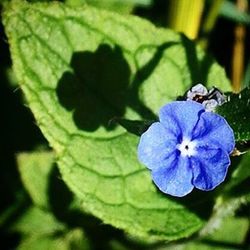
[54,41,222,240]
[48,165,123,249]
[180,34,216,86]
[48,165,165,250]
[56,42,178,132]
[57,44,130,131]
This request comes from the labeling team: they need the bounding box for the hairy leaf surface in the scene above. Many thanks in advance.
[4,1,231,240]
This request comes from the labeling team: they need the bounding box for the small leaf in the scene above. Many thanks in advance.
[179,217,249,250]
[220,0,250,25]
[16,150,85,222]
[225,152,250,197]
[17,151,55,209]
[14,207,90,250]
[18,229,90,250]
[216,88,250,142]
[4,1,231,240]
[12,207,65,235]
[231,152,250,187]
[205,216,249,245]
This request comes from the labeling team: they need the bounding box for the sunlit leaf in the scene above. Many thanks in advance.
[17,151,55,209]
[4,1,230,240]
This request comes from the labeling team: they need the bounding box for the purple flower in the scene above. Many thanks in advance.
[138,101,235,197]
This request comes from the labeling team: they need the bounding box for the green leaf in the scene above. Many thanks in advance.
[16,151,91,249]
[220,0,250,25]
[202,216,249,247]
[65,0,152,14]
[216,88,250,142]
[4,1,231,241]
[16,150,86,223]
[17,151,55,209]
[224,152,250,197]
[18,228,90,250]
[231,152,250,188]
[13,207,90,250]
[172,217,249,250]
[243,59,250,88]
[12,206,65,235]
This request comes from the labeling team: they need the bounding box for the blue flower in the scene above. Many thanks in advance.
[138,101,235,197]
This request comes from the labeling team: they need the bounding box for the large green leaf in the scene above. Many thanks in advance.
[66,0,153,14]
[4,1,231,240]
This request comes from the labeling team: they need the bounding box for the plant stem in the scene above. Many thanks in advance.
[199,0,224,49]
[232,0,248,93]
[167,0,205,40]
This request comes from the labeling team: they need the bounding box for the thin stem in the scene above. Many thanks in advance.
[231,0,248,93]
[199,0,224,49]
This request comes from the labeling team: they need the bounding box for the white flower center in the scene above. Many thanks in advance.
[177,137,197,157]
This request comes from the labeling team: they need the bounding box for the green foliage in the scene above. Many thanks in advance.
[203,216,249,247]
[66,0,153,14]
[12,146,250,249]
[231,152,250,187]
[14,150,91,250]
[17,151,55,209]
[18,227,89,250]
[224,152,250,198]
[216,88,250,142]
[3,0,234,241]
[220,0,250,25]
[176,217,249,250]
[12,206,66,236]
[2,0,250,249]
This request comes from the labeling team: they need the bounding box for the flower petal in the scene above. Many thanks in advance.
[138,100,235,197]
[138,122,177,170]
[191,146,230,191]
[192,112,235,154]
[159,101,204,138]
[152,155,194,197]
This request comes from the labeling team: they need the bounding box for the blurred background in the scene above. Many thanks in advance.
[0,0,249,249]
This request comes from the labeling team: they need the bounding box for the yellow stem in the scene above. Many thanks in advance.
[232,0,248,93]
[167,0,205,40]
